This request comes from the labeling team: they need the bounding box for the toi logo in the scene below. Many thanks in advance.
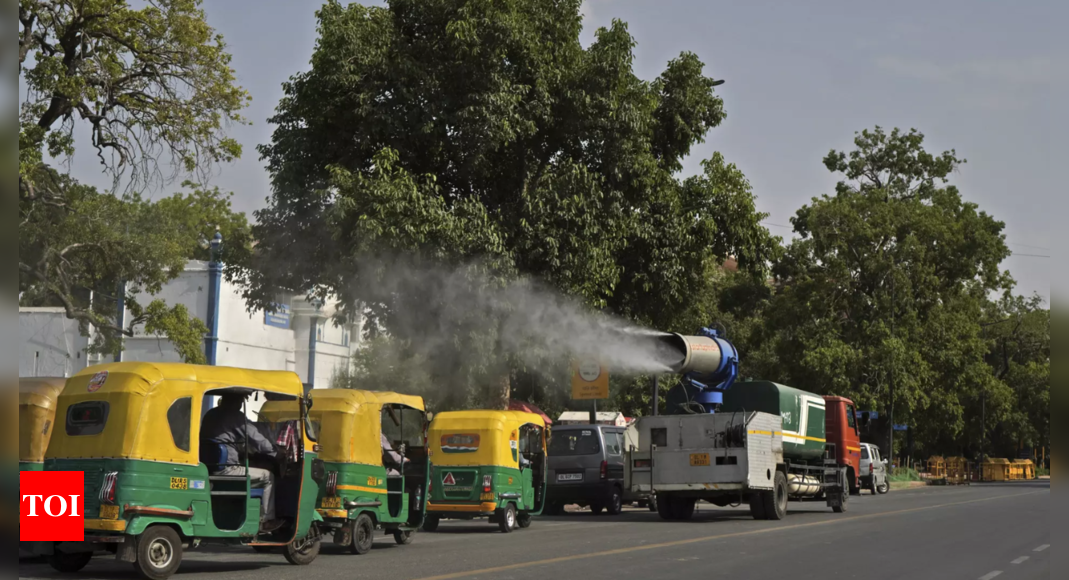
[20,471,85,542]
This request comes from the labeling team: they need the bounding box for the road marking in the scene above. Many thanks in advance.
[1034,544,1049,552]
[979,572,1002,580]
[411,491,1044,580]
[1011,557,1029,565]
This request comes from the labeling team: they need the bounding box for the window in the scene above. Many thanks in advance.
[861,446,871,460]
[315,321,325,342]
[606,432,624,457]
[651,428,668,448]
[548,430,601,456]
[341,327,351,347]
[167,398,192,452]
[846,405,857,430]
[66,402,110,436]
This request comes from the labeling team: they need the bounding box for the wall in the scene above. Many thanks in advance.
[18,308,97,378]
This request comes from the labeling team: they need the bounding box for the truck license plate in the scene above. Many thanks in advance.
[99,505,120,520]
[689,453,711,467]
[321,497,342,509]
[557,473,583,482]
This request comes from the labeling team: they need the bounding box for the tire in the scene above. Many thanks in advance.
[749,493,767,520]
[877,478,890,495]
[517,512,532,529]
[648,497,658,512]
[49,550,94,574]
[133,526,183,580]
[673,498,696,521]
[605,487,624,516]
[283,531,321,566]
[832,487,849,514]
[393,530,414,545]
[423,515,440,532]
[349,514,375,555]
[498,503,517,533]
[656,494,675,521]
[763,472,788,521]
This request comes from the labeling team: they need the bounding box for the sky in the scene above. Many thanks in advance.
[46,0,1059,302]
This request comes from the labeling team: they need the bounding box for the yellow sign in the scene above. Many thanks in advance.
[689,453,711,467]
[99,505,120,520]
[170,477,188,490]
[321,497,342,509]
[571,359,609,400]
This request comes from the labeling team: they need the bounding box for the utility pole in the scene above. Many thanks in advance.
[889,273,895,461]
[652,375,660,416]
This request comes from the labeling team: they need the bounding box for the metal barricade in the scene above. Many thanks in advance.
[981,458,1012,482]
[1012,459,1036,480]
[945,457,970,485]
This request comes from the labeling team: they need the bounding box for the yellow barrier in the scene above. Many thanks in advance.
[927,456,947,480]
[1012,459,1036,480]
[981,458,1012,482]
[945,457,970,485]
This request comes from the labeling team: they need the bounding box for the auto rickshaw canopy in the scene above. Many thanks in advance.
[46,362,309,466]
[428,410,546,469]
[19,378,66,464]
[259,389,426,466]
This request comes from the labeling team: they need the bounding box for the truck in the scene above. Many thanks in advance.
[624,328,862,521]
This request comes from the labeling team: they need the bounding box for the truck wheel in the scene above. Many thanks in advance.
[49,550,94,574]
[349,514,375,555]
[606,487,623,516]
[498,504,517,533]
[673,498,696,521]
[656,494,675,521]
[832,488,849,514]
[423,515,440,532]
[749,493,767,520]
[134,526,183,580]
[763,472,788,521]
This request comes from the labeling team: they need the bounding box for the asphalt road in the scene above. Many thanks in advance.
[19,481,1050,580]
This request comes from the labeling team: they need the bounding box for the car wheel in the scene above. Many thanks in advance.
[499,504,517,533]
[423,515,440,532]
[133,526,183,580]
[349,514,375,555]
[877,478,890,495]
[283,529,321,566]
[606,487,623,516]
[393,530,414,545]
[49,550,94,574]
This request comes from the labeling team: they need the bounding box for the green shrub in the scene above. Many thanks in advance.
[889,468,923,483]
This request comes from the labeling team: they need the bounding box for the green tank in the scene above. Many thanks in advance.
[721,381,827,462]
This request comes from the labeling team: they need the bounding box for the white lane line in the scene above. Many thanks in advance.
[1034,544,1049,552]
[1011,556,1029,565]
[979,572,1002,580]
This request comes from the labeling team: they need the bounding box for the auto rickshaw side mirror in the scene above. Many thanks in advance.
[305,397,314,410]
[426,411,434,422]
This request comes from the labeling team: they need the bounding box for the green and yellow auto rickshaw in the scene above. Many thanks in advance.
[32,363,324,580]
[424,410,547,533]
[260,389,430,553]
[19,378,65,471]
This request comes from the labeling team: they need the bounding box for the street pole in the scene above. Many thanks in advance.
[889,273,895,462]
[652,375,660,416]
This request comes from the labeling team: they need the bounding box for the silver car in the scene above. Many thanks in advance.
[860,443,890,495]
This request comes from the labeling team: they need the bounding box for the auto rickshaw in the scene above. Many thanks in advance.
[260,389,430,553]
[424,410,547,533]
[19,378,66,471]
[30,363,324,580]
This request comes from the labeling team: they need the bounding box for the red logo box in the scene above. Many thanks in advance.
[20,471,85,542]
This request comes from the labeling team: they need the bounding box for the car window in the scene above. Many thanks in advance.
[605,432,623,457]
[861,446,870,460]
[66,401,109,436]
[167,397,192,452]
[872,447,881,462]
[548,430,601,456]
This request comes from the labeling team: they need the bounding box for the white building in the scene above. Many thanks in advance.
[18,260,361,392]
[556,411,631,427]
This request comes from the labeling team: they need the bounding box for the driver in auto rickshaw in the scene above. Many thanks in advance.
[202,392,285,531]
[381,406,410,476]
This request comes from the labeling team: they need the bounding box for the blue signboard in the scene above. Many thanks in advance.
[893,424,909,432]
[265,304,291,329]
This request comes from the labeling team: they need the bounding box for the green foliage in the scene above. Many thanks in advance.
[243,0,775,406]
[889,468,922,483]
[18,0,249,362]
[19,167,250,362]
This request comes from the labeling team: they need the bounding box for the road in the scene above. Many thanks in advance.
[19,481,1049,580]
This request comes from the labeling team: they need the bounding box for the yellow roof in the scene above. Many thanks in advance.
[428,410,545,468]
[19,377,66,410]
[430,410,545,431]
[67,362,305,397]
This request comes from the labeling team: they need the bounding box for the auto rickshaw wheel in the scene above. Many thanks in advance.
[423,515,440,532]
[48,549,94,574]
[516,512,532,529]
[393,530,414,545]
[133,526,183,580]
[498,504,517,533]
[283,529,321,566]
[349,514,375,555]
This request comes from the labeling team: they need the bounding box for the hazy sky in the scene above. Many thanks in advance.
[53,0,1059,301]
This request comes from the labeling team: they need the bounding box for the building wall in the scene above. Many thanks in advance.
[19,308,97,378]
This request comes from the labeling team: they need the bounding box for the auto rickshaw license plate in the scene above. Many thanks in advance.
[321,497,342,509]
[99,505,120,520]
[690,453,711,467]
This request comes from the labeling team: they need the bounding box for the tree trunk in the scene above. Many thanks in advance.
[491,371,511,411]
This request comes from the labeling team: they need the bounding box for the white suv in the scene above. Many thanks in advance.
[860,443,890,495]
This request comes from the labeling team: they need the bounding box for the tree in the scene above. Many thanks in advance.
[19,0,250,361]
[243,0,775,407]
[760,127,1013,456]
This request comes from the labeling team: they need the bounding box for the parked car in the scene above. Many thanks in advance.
[544,424,651,515]
[860,443,890,495]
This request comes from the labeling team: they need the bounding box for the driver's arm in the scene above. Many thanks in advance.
[247,421,278,457]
